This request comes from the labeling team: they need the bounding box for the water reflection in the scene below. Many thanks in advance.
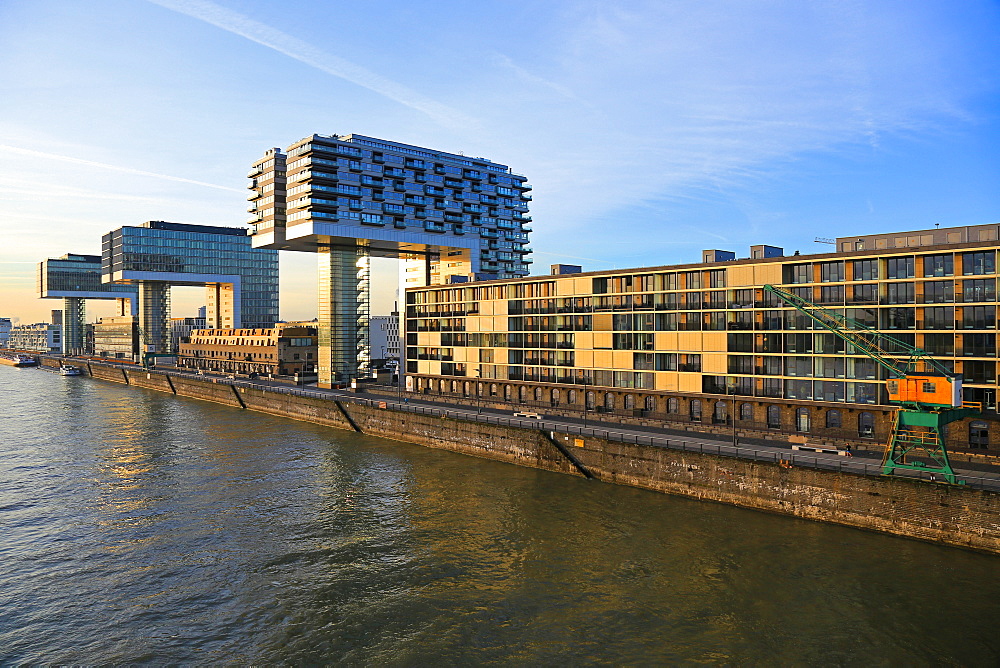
[1,365,1000,665]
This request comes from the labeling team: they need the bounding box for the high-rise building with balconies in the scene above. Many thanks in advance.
[248,133,532,386]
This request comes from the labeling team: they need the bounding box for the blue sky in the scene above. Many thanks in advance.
[1,0,998,323]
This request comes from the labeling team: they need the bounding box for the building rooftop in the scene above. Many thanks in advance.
[138,221,248,236]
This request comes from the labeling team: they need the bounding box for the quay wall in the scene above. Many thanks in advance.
[60,359,1000,555]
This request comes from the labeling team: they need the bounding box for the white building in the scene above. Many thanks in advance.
[8,323,60,353]
[0,318,11,348]
[369,313,400,363]
[170,315,207,353]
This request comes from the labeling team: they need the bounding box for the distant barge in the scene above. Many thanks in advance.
[0,353,37,367]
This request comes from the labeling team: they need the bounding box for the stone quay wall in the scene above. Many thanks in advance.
[55,358,1000,555]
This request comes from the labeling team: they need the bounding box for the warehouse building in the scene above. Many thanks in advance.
[405,224,999,451]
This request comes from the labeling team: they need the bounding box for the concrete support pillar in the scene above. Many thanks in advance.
[139,281,170,354]
[317,246,370,387]
[62,297,86,355]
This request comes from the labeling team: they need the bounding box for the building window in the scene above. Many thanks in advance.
[785,264,811,284]
[853,259,878,281]
[962,306,995,330]
[825,409,842,429]
[819,261,844,282]
[970,421,990,449]
[690,399,702,422]
[668,397,679,414]
[923,281,954,304]
[963,279,996,303]
[923,254,954,277]
[884,282,914,304]
[568,389,577,404]
[604,393,615,410]
[645,395,656,412]
[624,394,635,410]
[962,251,996,276]
[886,256,915,279]
[851,284,878,304]
[767,405,781,429]
[587,391,596,410]
[796,408,811,433]
[740,403,753,422]
[881,307,915,330]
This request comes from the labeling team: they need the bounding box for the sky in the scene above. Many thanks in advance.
[1,0,998,324]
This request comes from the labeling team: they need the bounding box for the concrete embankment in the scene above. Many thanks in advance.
[52,358,1000,555]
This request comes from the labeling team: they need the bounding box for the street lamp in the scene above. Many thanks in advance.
[474,367,482,414]
[727,380,739,448]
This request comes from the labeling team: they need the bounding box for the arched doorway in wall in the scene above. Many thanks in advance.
[825,409,842,429]
[604,393,615,411]
[690,399,702,422]
[740,403,753,422]
[586,391,596,410]
[796,408,810,432]
[858,411,875,438]
[713,401,727,424]
[645,395,656,412]
[767,405,781,429]
[551,388,561,406]
[504,385,512,402]
[668,397,679,414]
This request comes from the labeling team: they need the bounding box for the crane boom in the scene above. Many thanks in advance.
[762,284,979,484]
[762,284,951,378]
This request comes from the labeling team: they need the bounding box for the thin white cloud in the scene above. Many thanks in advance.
[492,53,589,106]
[0,176,168,204]
[0,145,243,193]
[147,0,477,128]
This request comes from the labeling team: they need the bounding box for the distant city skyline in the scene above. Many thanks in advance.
[1,0,998,324]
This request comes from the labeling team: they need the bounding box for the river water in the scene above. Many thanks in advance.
[2,364,999,665]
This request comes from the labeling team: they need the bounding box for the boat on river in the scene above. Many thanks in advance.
[0,353,37,367]
[59,365,82,376]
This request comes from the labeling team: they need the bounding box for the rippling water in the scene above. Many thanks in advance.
[2,364,1000,664]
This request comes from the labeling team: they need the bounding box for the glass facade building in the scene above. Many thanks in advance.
[101,221,278,353]
[38,253,138,354]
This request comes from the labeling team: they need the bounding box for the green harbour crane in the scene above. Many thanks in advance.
[764,284,981,484]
